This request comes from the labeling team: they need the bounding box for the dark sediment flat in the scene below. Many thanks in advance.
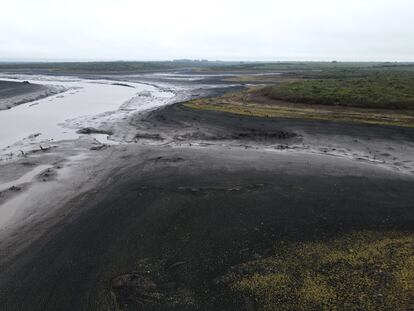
[0,103,413,310]
[0,80,65,110]
[139,103,414,174]
[147,102,414,142]
[0,80,42,96]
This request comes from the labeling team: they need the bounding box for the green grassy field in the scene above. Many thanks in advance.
[185,66,414,127]
[1,60,413,75]
[260,73,414,109]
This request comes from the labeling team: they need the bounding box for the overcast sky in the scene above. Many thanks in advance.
[1,0,413,61]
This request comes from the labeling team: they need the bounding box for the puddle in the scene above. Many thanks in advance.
[90,134,120,145]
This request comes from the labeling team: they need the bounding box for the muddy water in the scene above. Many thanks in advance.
[0,75,162,156]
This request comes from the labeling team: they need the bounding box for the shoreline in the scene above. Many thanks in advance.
[0,75,183,162]
[0,79,67,111]
[0,74,221,230]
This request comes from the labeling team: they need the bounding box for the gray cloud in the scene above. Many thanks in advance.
[1,0,413,61]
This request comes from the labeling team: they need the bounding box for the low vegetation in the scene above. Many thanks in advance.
[261,73,414,109]
[185,91,414,128]
[221,231,414,311]
[185,70,414,127]
[1,61,413,75]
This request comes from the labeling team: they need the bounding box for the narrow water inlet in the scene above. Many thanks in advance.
[0,75,176,161]
[0,76,147,155]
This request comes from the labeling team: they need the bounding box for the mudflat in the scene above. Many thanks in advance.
[1,99,413,310]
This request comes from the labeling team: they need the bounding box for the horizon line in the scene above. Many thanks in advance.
[1,59,414,64]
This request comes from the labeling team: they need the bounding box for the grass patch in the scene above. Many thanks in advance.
[261,73,414,109]
[185,93,414,128]
[222,231,414,311]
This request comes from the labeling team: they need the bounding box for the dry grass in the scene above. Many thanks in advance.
[184,90,414,128]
